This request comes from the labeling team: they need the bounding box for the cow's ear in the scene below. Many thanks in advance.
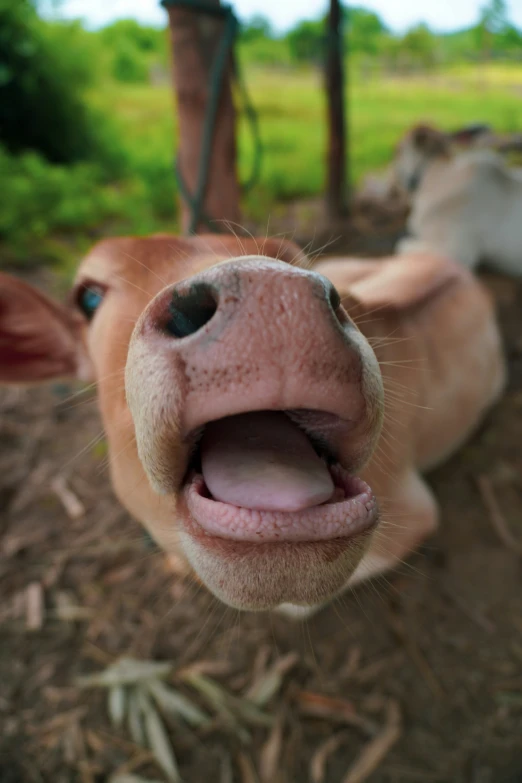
[0,273,87,384]
[410,124,449,156]
[346,254,462,313]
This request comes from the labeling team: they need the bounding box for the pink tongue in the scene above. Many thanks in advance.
[200,412,335,512]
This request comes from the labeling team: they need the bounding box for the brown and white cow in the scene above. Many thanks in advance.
[0,235,506,617]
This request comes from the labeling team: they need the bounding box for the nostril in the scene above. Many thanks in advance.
[328,282,341,313]
[164,282,218,338]
[319,277,344,326]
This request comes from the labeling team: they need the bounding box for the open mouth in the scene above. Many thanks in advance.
[182,410,378,545]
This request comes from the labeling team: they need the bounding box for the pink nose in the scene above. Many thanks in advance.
[146,259,343,341]
[133,257,372,444]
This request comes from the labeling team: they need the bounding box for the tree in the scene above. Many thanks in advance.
[475,0,510,58]
[99,19,165,53]
[346,6,388,55]
[240,15,273,43]
[499,23,522,56]
[99,19,168,83]
[286,19,325,64]
[479,0,509,34]
[401,23,438,70]
[0,0,105,163]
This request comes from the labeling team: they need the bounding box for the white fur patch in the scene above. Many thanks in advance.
[275,603,322,620]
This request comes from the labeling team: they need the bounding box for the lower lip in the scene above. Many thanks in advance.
[183,464,379,545]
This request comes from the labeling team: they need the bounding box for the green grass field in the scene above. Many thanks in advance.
[3,64,522,267]
[94,64,522,211]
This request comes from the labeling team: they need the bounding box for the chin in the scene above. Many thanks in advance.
[175,460,379,611]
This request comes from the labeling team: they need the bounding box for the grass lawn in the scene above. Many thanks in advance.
[94,64,522,211]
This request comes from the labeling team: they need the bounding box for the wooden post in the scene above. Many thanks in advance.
[325,0,348,219]
[164,1,241,233]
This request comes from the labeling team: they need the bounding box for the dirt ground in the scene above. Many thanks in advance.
[1,212,522,783]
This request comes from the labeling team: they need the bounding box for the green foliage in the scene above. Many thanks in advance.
[237,38,292,68]
[286,19,325,64]
[346,7,388,55]
[0,146,108,247]
[500,24,522,54]
[99,19,168,83]
[0,0,111,164]
[2,2,522,271]
[235,1,521,69]
[0,140,177,267]
[5,64,522,268]
[240,15,273,44]
[471,0,522,59]
[479,0,510,35]
[237,16,292,67]
[400,24,440,69]
[39,19,103,88]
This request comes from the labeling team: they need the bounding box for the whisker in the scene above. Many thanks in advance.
[58,383,126,413]
[260,214,271,257]
[58,429,107,473]
[213,217,251,239]
[379,359,425,367]
[330,594,358,636]
[369,336,413,348]
[303,615,322,684]
[344,299,391,321]
[216,219,251,256]
[307,234,342,265]
[121,250,169,287]
[108,272,153,298]
[95,432,136,476]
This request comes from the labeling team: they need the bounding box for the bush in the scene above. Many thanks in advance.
[286,20,325,65]
[111,41,150,83]
[0,143,177,267]
[0,0,113,165]
[99,20,169,84]
[39,18,105,89]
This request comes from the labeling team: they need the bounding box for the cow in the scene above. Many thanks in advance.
[393,124,522,276]
[0,235,506,617]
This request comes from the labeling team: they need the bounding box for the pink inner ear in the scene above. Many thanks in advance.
[0,332,76,382]
[0,273,81,384]
[0,349,74,383]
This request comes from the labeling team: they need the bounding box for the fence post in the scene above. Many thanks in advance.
[163,0,241,233]
[325,0,348,219]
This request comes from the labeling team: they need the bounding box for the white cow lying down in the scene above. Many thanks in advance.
[394,124,522,276]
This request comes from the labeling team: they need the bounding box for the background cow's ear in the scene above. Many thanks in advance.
[449,123,491,146]
[346,254,462,313]
[411,124,449,156]
[316,255,462,316]
[412,124,431,147]
[0,273,88,384]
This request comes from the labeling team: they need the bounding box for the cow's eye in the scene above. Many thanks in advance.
[76,284,105,321]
